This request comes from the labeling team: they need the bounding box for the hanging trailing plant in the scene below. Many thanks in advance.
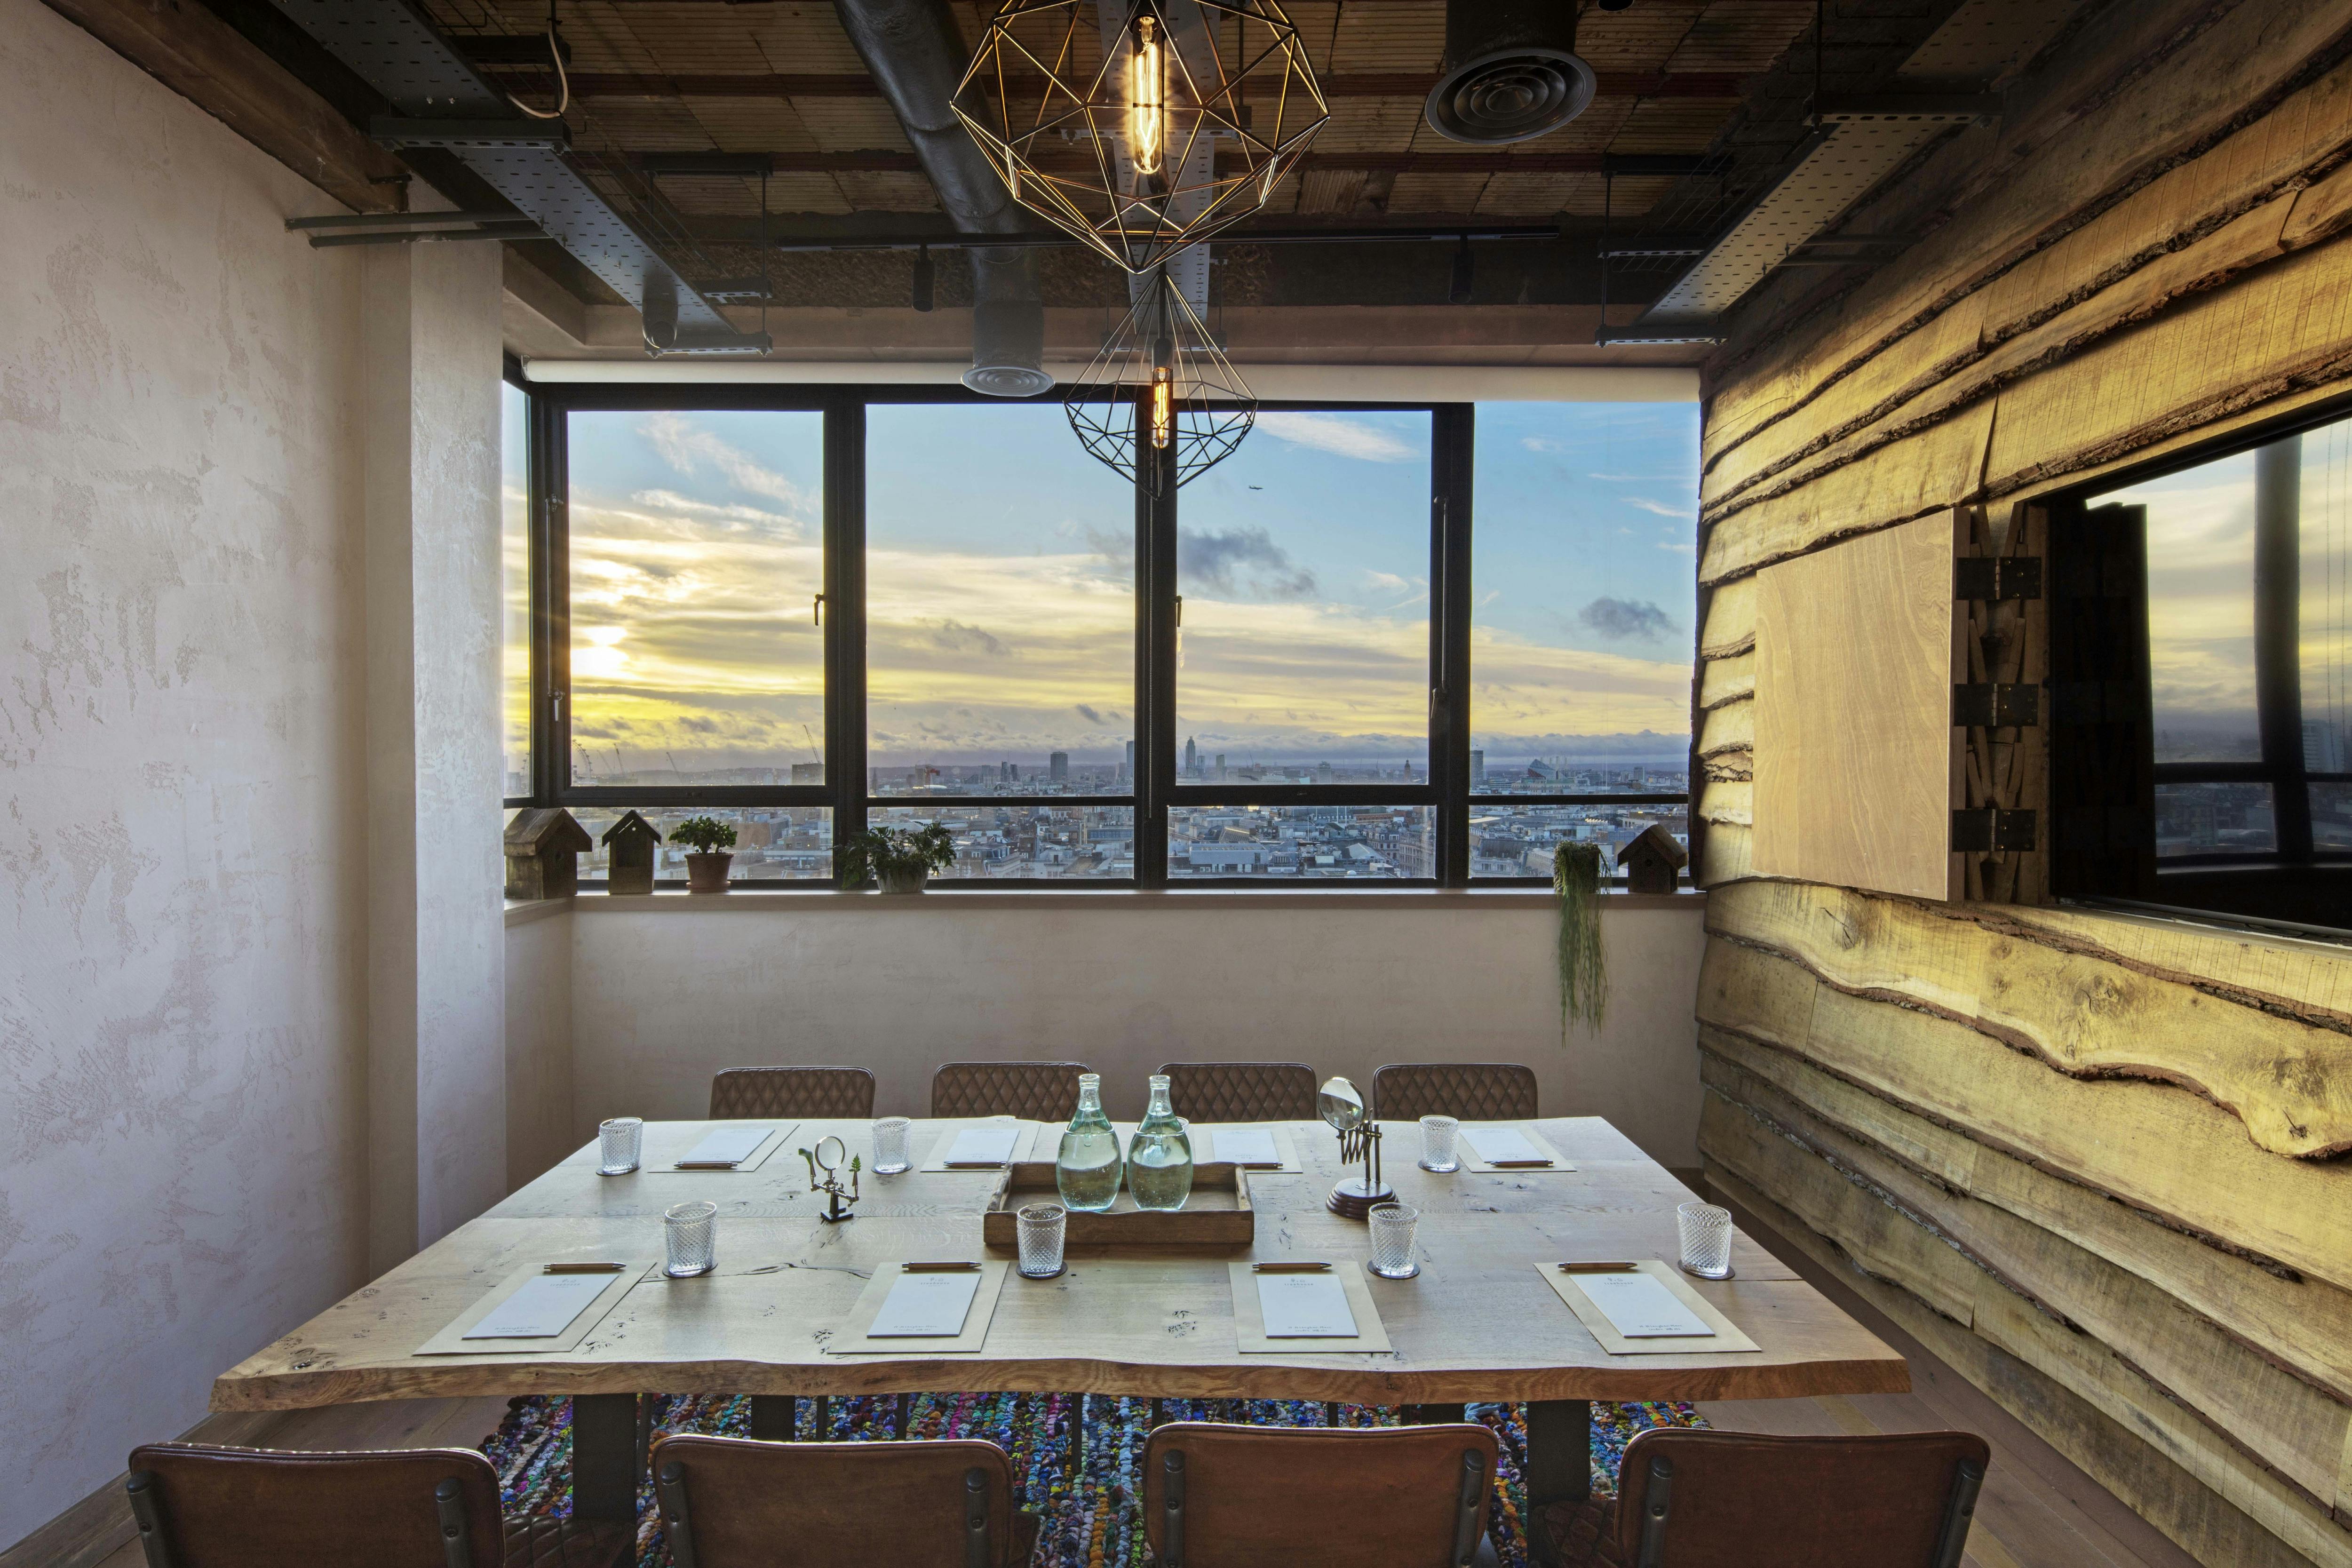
[1554,843,1607,1035]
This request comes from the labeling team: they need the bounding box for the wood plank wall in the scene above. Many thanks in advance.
[1692,3,2352,1564]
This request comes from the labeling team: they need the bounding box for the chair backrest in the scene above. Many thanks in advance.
[708,1066,875,1120]
[124,1442,505,1568]
[1142,1422,1497,1568]
[1370,1063,1538,1123]
[1611,1428,1990,1568]
[1160,1061,1318,1122]
[930,1060,1090,1122]
[651,1434,1030,1568]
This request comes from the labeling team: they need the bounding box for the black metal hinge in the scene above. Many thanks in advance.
[1954,557,2042,601]
[1953,683,2041,726]
[1952,809,2037,853]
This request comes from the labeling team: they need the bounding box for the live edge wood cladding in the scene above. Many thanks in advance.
[1690,4,2352,1565]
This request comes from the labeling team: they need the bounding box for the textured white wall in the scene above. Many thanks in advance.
[0,2,372,1548]
[556,898,1708,1170]
[505,902,577,1191]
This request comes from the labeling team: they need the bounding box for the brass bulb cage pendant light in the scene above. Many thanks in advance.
[954,0,1330,275]
[1066,264,1254,491]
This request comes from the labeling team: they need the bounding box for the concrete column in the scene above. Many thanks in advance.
[364,237,507,1272]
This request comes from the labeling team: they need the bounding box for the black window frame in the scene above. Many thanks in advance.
[503,370,1692,891]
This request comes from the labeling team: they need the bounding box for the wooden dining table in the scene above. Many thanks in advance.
[214,1114,1907,1565]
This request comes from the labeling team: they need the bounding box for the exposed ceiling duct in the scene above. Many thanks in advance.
[832,0,1052,397]
[1423,0,1596,146]
[269,0,767,356]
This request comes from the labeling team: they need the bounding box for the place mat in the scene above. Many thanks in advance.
[1450,1122,1576,1174]
[1537,1259,1760,1356]
[413,1259,655,1357]
[1227,1263,1393,1354]
[826,1261,1012,1354]
[919,1120,1038,1172]
[666,1122,795,1173]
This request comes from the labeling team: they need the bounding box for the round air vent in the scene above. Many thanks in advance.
[1424,1,1597,146]
[963,364,1057,398]
[967,288,1053,398]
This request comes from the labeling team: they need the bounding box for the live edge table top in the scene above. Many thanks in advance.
[211,1117,1908,1412]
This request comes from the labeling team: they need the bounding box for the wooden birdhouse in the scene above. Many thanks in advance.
[1616,822,1688,895]
[602,810,663,896]
[503,808,594,900]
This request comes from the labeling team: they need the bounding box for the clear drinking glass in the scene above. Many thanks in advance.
[1418,1114,1460,1173]
[872,1116,912,1176]
[664,1200,717,1278]
[1678,1202,1735,1280]
[598,1116,643,1176]
[1368,1202,1421,1279]
[1017,1202,1068,1279]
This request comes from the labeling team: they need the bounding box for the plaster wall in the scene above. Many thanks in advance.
[551,897,1708,1172]
[504,901,576,1191]
[0,0,371,1547]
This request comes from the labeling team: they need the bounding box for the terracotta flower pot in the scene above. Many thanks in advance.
[685,852,733,894]
[875,864,930,894]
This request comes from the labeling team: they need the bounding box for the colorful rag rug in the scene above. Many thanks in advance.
[480,1393,1704,1568]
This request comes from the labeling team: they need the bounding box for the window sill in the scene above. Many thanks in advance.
[505,887,1704,924]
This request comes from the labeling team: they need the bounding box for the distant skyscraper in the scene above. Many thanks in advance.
[1184,737,1198,776]
[1214,752,1226,780]
[2305,718,2345,773]
[1049,751,1069,782]
[1470,749,1485,784]
[1124,739,1136,783]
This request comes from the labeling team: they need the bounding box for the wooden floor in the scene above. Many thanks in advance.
[92,1211,2199,1568]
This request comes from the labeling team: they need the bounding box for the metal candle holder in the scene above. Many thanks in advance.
[801,1136,861,1225]
[1318,1076,1395,1221]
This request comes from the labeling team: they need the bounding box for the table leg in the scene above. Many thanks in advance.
[1523,1399,1591,1567]
[748,1395,797,1441]
[572,1393,641,1525]
[1407,1403,1468,1425]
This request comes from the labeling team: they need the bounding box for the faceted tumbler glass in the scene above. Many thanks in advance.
[665,1200,717,1278]
[1017,1202,1067,1279]
[1677,1202,1735,1280]
[1367,1202,1421,1280]
[1418,1115,1461,1173]
[872,1116,912,1176]
[598,1116,643,1176]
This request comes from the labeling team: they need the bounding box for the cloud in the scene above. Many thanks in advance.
[1256,412,1416,463]
[1075,704,1106,724]
[1657,541,1697,557]
[642,412,816,514]
[1624,496,1692,518]
[1521,436,1565,454]
[930,620,1010,657]
[1181,526,1318,598]
[1576,597,1677,641]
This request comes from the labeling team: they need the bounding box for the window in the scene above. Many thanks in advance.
[506,386,1699,889]
[2059,407,2352,930]
[501,380,532,802]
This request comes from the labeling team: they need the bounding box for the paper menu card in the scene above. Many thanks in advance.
[826,1261,1012,1355]
[1461,1126,1547,1163]
[463,1274,615,1339]
[1208,1127,1280,1167]
[1446,1123,1575,1173]
[944,1127,1021,1166]
[1566,1272,1711,1338]
[1256,1272,1359,1338]
[867,1270,984,1337]
[675,1125,773,1169]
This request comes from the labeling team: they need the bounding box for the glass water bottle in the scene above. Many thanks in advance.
[1056,1072,1122,1213]
[1126,1074,1194,1212]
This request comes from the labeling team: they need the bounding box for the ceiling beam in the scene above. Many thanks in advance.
[466,64,1745,102]
[579,150,1705,177]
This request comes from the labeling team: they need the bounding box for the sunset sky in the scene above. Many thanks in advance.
[529,398,1704,783]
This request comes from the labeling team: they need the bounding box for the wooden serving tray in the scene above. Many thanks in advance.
[982,1162,1256,1249]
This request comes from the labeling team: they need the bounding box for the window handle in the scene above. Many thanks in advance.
[1175,594,1183,628]
[552,692,565,720]
[814,593,825,627]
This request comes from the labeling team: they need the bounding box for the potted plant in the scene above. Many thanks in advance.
[672,816,739,894]
[841,822,957,893]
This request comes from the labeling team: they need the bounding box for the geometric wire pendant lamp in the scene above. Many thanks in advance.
[954,0,1330,275]
[1065,263,1255,490]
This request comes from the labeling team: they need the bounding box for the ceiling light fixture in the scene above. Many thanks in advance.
[1066,263,1254,489]
[954,0,1330,275]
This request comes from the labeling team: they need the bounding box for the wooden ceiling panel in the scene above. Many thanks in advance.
[751,5,875,73]
[1607,96,1739,151]
[789,99,917,151]
[1296,166,1370,215]
[765,172,858,215]
[681,99,824,154]
[1385,170,1492,215]
[1573,2,1705,72]
[1313,95,1426,150]
[1328,2,1444,72]
[1667,1,1818,72]
[644,173,767,216]
[614,7,778,72]
[831,170,947,212]
[570,99,715,150]
[1473,172,1581,217]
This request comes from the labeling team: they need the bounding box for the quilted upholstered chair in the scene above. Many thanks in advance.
[1547,1427,1989,1568]
[707,1066,875,1120]
[1370,1062,1538,1124]
[1159,1061,1318,1122]
[651,1434,1040,1568]
[124,1442,633,1568]
[930,1060,1091,1122]
[1142,1422,1497,1568]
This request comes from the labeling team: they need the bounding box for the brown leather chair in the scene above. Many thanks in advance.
[650,1433,1040,1568]
[930,1060,1090,1122]
[1160,1061,1318,1122]
[708,1066,875,1120]
[123,1441,633,1568]
[1142,1422,1497,1568]
[1371,1063,1538,1123]
[1575,1428,1989,1568]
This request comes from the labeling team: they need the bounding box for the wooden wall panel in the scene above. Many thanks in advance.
[1751,513,1961,901]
